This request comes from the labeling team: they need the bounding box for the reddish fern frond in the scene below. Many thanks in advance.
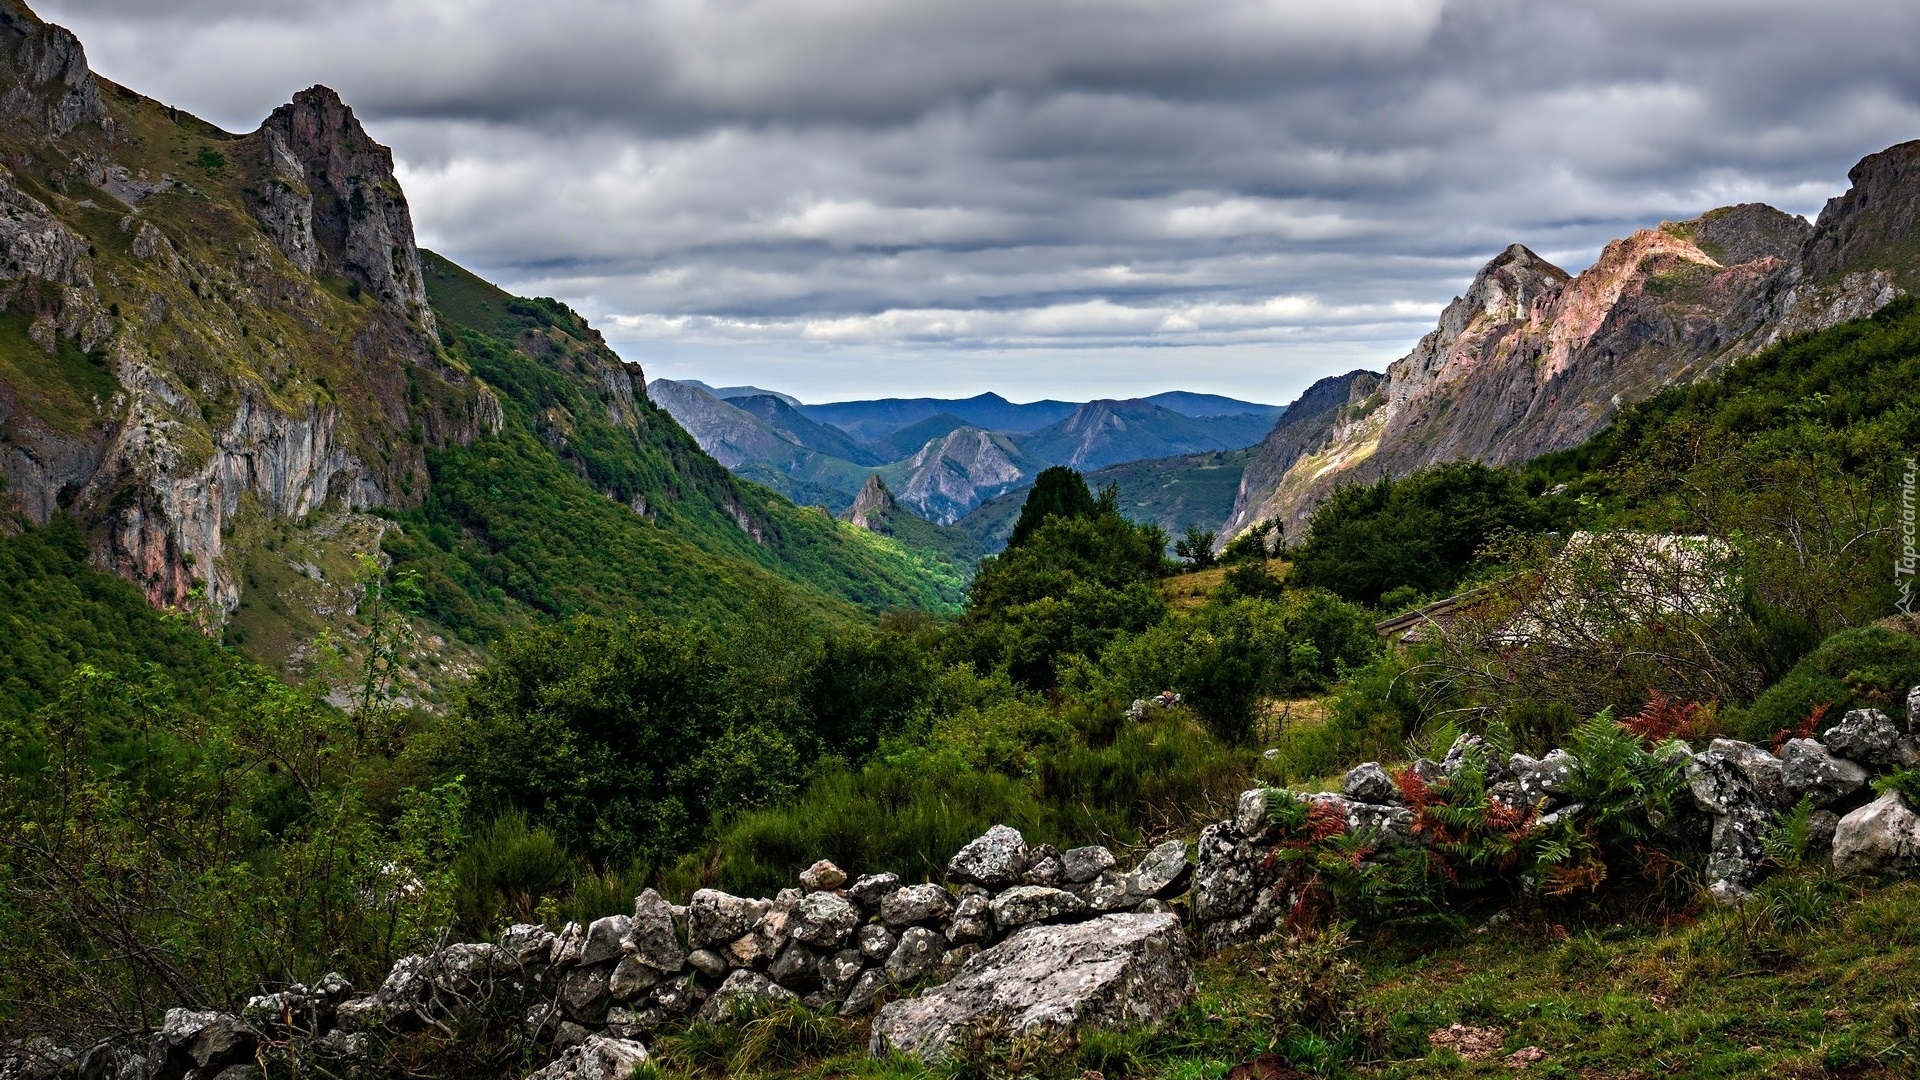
[1771,701,1831,752]
[1623,689,1704,746]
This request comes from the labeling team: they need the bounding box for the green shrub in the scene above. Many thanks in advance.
[1733,626,1920,743]
[451,811,574,934]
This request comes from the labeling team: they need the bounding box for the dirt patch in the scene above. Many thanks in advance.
[1224,1054,1311,1080]
[1427,1023,1507,1060]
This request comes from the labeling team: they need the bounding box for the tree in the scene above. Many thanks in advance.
[1175,525,1218,569]
[1006,466,1099,549]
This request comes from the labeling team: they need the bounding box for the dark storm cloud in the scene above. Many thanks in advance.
[34,0,1920,400]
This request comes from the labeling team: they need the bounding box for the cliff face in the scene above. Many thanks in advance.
[841,474,898,530]
[1225,151,1919,540]
[0,1,496,618]
[895,426,1033,525]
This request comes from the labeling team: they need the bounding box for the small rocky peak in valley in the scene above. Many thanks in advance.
[842,474,899,530]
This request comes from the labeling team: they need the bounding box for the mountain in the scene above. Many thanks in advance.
[1013,399,1276,473]
[644,379,877,508]
[680,380,803,407]
[725,393,884,466]
[799,392,1078,440]
[1139,391,1284,419]
[882,426,1039,525]
[1222,151,1920,541]
[865,412,971,461]
[0,0,971,675]
[959,445,1259,552]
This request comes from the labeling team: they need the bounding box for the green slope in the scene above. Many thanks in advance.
[378,253,968,640]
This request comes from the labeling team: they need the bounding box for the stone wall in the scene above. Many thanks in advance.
[12,691,1920,1080]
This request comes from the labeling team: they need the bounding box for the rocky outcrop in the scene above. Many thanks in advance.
[0,1,103,139]
[867,913,1194,1061]
[841,474,897,530]
[1217,370,1382,545]
[1225,142,1920,542]
[253,86,436,335]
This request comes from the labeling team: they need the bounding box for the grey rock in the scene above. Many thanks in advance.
[1071,869,1142,913]
[940,945,981,979]
[1808,809,1842,861]
[945,894,992,944]
[433,942,511,993]
[557,964,612,1021]
[725,932,771,970]
[651,976,696,1015]
[841,968,892,1016]
[848,872,902,906]
[791,890,861,948]
[768,942,822,990]
[1136,898,1172,915]
[1410,757,1446,784]
[160,1009,257,1072]
[549,922,587,967]
[524,1035,650,1080]
[376,954,432,1007]
[1234,788,1271,834]
[799,860,848,892]
[333,998,388,1034]
[880,883,955,927]
[311,1030,371,1062]
[1127,839,1192,898]
[1780,739,1870,807]
[1689,741,1779,815]
[1540,749,1579,793]
[1536,803,1584,830]
[603,1005,668,1040]
[819,949,867,997]
[1908,685,1920,731]
[946,824,1031,887]
[1061,845,1117,884]
[581,915,632,966]
[1343,800,1416,846]
[1834,791,1920,876]
[885,926,945,985]
[1706,807,1772,897]
[1023,856,1064,887]
[868,913,1194,1062]
[608,955,664,1002]
[686,948,729,980]
[502,923,556,965]
[697,970,797,1022]
[242,988,327,1038]
[626,889,686,973]
[316,971,355,1000]
[1442,734,1505,781]
[990,885,1089,930]
[1827,709,1919,773]
[857,924,898,962]
[687,889,770,948]
[1342,762,1399,804]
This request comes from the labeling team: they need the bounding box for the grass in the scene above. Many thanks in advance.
[1164,559,1291,611]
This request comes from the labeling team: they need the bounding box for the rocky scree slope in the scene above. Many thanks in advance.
[1224,147,1920,541]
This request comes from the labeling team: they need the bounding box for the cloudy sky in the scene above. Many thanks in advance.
[39,0,1920,404]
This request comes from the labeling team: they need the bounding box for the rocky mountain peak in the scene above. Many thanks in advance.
[1798,139,1920,285]
[252,86,436,334]
[0,0,103,138]
[842,474,899,530]
[1670,203,1812,267]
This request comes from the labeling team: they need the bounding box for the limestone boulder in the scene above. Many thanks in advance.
[524,1035,650,1080]
[880,883,955,928]
[1061,845,1117,884]
[696,971,796,1023]
[1341,762,1399,804]
[1780,739,1869,807]
[1126,839,1192,899]
[1826,709,1918,773]
[1833,791,1920,877]
[989,885,1088,931]
[946,825,1032,887]
[868,913,1194,1061]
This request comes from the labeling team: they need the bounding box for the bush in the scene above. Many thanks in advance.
[1732,626,1920,743]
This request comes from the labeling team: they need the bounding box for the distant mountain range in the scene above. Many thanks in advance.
[648,382,1284,525]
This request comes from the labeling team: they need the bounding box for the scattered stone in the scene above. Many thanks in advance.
[1072,869,1142,913]
[1342,801,1416,847]
[945,894,992,945]
[1808,808,1842,861]
[990,885,1088,930]
[880,883,956,927]
[626,889,686,973]
[697,971,796,1023]
[161,1010,259,1073]
[946,824,1031,887]
[1908,685,1920,730]
[1426,1023,1506,1061]
[333,998,388,1033]
[1833,791,1920,877]
[603,1005,667,1040]
[1128,839,1192,898]
[857,924,898,963]
[1023,854,1064,887]
[1826,709,1919,773]
[1442,734,1505,781]
[847,872,902,906]
[1780,739,1869,807]
[868,912,1194,1061]
[725,932,770,970]
[799,860,848,892]
[686,948,729,981]
[1062,845,1117,884]
[791,890,860,949]
[1235,788,1272,834]
[650,976,695,1015]
[687,890,769,948]
[1342,762,1399,804]
[1506,1046,1550,1068]
[524,1035,650,1080]
[886,927,946,985]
